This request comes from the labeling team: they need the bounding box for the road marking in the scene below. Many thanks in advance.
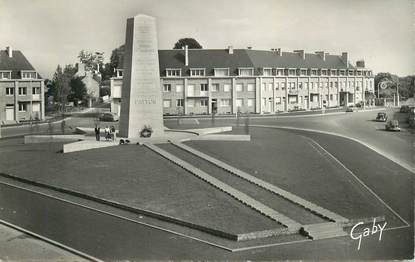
[251,125,414,174]
[305,138,410,227]
[0,218,102,262]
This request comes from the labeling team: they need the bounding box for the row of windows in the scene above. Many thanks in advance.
[4,87,40,96]
[162,80,374,94]
[165,68,373,77]
[163,98,257,108]
[0,71,37,80]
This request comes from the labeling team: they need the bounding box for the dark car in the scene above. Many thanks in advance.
[375,112,387,122]
[346,106,355,112]
[400,105,410,113]
[99,112,119,122]
[385,120,400,131]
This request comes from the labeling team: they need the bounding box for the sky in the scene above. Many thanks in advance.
[0,0,413,78]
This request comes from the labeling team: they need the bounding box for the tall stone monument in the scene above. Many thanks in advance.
[119,14,164,138]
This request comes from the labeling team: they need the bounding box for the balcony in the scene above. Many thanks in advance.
[32,94,40,100]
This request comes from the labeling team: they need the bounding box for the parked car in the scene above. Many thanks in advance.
[385,120,400,131]
[346,106,355,112]
[408,107,415,127]
[99,112,119,122]
[400,105,410,113]
[375,112,387,122]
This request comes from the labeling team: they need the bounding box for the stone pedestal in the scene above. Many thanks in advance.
[119,14,164,138]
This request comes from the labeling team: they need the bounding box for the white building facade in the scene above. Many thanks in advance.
[111,47,375,116]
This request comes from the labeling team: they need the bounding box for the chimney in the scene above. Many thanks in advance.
[6,46,12,58]
[228,45,233,54]
[294,50,305,60]
[275,48,282,56]
[341,52,349,67]
[356,60,365,68]
[185,45,189,66]
[315,51,326,61]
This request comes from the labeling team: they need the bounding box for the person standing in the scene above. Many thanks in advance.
[111,126,116,142]
[94,126,100,141]
[104,126,110,141]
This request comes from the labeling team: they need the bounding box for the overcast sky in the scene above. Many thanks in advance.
[1,0,413,78]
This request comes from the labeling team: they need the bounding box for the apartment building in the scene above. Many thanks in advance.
[110,46,375,116]
[0,47,45,124]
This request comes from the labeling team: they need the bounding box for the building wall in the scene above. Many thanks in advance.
[110,75,375,116]
[0,79,44,123]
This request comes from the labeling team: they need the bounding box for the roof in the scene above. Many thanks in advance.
[156,49,356,76]
[0,50,41,79]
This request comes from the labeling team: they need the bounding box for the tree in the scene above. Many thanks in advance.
[173,38,203,49]
[52,65,72,113]
[68,77,87,105]
[374,72,399,98]
[78,50,104,72]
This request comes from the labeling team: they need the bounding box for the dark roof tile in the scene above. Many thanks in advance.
[0,50,40,79]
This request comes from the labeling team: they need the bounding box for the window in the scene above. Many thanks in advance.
[214,68,229,76]
[247,83,255,92]
[275,83,279,90]
[276,69,284,76]
[236,98,243,107]
[187,85,195,96]
[187,100,194,107]
[300,69,307,75]
[176,99,184,107]
[263,68,273,76]
[176,85,183,92]
[21,71,37,79]
[163,84,171,92]
[18,103,27,112]
[6,87,14,95]
[311,69,318,76]
[223,84,231,92]
[117,70,123,77]
[330,69,337,76]
[166,69,181,77]
[304,82,308,89]
[288,69,296,76]
[335,82,338,88]
[330,94,333,101]
[329,82,333,88]
[211,83,219,92]
[0,71,11,79]
[18,87,27,95]
[190,68,205,77]
[236,84,243,92]
[340,70,346,76]
[200,99,208,107]
[32,87,40,94]
[200,84,208,92]
[298,82,303,89]
[321,69,327,76]
[163,100,171,108]
[268,83,273,91]
[239,68,254,76]
[262,83,267,92]
[281,82,286,90]
[220,99,231,107]
[275,97,281,104]
[247,99,254,107]
[348,70,354,76]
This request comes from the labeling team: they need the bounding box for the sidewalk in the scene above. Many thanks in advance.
[0,222,86,261]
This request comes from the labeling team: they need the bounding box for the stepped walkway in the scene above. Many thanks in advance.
[144,143,302,233]
[145,142,349,240]
[171,141,349,224]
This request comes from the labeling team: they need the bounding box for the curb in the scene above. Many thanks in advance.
[0,219,102,262]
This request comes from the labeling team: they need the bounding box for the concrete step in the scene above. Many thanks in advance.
[302,223,347,240]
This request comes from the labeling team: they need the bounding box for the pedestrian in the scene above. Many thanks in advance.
[111,125,116,142]
[104,126,110,141]
[94,125,100,141]
[61,120,66,134]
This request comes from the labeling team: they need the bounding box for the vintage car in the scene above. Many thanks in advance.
[385,120,400,132]
[99,112,119,122]
[375,112,387,122]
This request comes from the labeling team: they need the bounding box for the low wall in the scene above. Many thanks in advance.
[24,135,84,144]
